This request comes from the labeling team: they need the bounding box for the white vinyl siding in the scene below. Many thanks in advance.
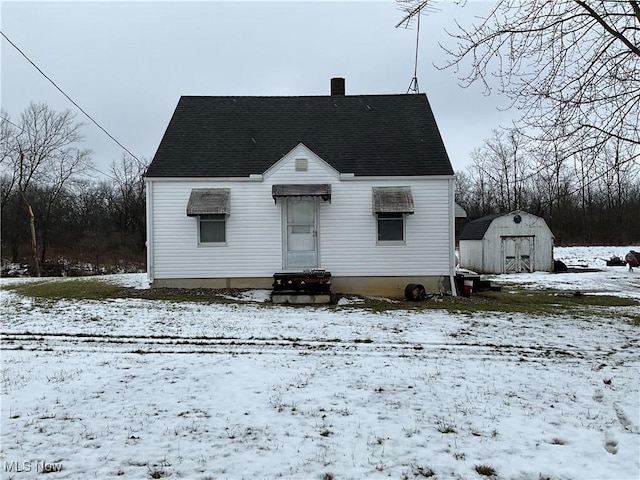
[319,179,451,276]
[150,181,281,279]
[147,144,455,280]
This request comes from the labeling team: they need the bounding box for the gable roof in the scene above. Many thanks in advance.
[146,94,454,178]
[459,214,504,241]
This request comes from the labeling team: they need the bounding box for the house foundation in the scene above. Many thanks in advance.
[151,275,453,300]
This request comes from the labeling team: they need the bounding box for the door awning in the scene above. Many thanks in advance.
[372,186,414,214]
[272,184,331,202]
[186,188,230,216]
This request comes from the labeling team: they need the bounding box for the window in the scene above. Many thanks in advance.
[186,188,230,245]
[377,213,405,242]
[372,186,413,244]
[199,214,226,243]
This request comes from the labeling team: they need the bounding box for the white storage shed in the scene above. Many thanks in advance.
[458,211,554,274]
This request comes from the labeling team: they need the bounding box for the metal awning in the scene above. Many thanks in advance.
[272,184,331,202]
[186,188,230,216]
[372,186,414,214]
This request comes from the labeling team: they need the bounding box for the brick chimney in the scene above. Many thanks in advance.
[330,77,345,96]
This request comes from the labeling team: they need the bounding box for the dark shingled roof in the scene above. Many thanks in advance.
[146,94,454,178]
[459,214,504,241]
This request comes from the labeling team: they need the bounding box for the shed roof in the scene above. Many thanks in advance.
[459,214,504,241]
[146,94,454,178]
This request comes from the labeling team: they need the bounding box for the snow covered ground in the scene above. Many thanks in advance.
[489,246,640,300]
[1,246,638,480]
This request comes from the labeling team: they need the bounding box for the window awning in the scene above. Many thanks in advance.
[186,188,230,216]
[372,186,414,214]
[272,184,331,202]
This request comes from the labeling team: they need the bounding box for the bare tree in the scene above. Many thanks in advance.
[39,147,92,263]
[435,1,640,161]
[0,111,18,207]
[74,179,112,270]
[468,128,530,212]
[109,154,148,251]
[1,103,91,276]
[454,171,473,211]
[467,148,496,215]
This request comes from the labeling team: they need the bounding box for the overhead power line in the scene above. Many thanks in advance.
[0,115,22,131]
[0,29,141,163]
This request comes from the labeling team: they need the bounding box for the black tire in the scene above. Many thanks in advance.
[554,260,567,272]
[405,283,426,301]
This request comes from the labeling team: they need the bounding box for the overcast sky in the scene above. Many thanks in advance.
[1,0,514,178]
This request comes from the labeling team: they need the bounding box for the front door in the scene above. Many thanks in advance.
[502,236,534,273]
[284,197,318,269]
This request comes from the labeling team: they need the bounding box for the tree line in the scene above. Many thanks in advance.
[1,103,146,276]
[455,128,640,245]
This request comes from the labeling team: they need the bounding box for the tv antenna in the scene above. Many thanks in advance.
[396,1,439,94]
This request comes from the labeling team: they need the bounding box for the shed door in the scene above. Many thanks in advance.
[284,197,318,269]
[502,236,534,273]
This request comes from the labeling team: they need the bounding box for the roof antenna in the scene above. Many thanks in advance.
[407,13,421,94]
[395,1,438,94]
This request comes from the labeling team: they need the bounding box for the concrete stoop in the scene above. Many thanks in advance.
[271,293,332,304]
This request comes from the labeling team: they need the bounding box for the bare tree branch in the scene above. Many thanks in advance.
[0,102,93,276]
[423,0,640,158]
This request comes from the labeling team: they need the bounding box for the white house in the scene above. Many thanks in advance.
[145,79,457,298]
[458,211,555,274]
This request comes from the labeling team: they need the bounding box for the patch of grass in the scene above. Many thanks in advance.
[5,281,245,305]
[148,469,164,479]
[435,417,457,434]
[474,464,497,477]
[7,278,639,322]
[353,337,373,344]
[6,279,126,301]
[333,288,639,317]
[130,287,240,304]
[627,314,640,326]
[403,464,436,478]
[440,289,639,317]
[550,437,568,445]
[488,289,636,308]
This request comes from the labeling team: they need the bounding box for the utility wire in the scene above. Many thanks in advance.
[0,115,22,131]
[0,30,141,163]
[1,113,134,182]
[1,117,119,182]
